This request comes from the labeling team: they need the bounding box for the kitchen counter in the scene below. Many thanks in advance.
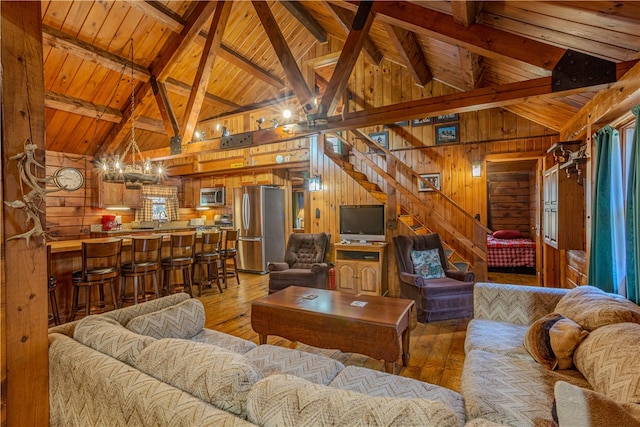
[90,226,199,238]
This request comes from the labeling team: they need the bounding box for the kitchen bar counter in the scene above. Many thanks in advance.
[48,231,232,321]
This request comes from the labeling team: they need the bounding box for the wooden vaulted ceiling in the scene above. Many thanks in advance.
[41,1,640,158]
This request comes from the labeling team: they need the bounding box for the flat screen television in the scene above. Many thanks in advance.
[339,205,386,243]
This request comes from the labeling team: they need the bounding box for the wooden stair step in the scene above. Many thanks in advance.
[453,262,469,272]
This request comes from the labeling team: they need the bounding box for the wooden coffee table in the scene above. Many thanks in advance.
[251,286,415,373]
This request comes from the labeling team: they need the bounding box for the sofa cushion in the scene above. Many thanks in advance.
[135,338,264,416]
[329,366,466,426]
[465,319,532,360]
[73,316,155,365]
[461,350,591,426]
[411,249,445,279]
[243,344,344,385]
[49,333,254,427]
[554,381,640,427]
[554,286,640,331]
[524,313,588,370]
[191,328,257,354]
[549,316,589,370]
[574,322,640,404]
[125,298,204,339]
[246,374,460,427]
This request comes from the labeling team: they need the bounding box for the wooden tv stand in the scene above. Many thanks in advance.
[334,242,387,296]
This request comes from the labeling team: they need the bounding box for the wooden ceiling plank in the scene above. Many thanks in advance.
[182,1,233,142]
[45,90,121,123]
[280,1,328,44]
[252,0,316,114]
[42,25,150,82]
[366,1,566,70]
[325,3,383,66]
[382,23,432,87]
[149,1,218,81]
[321,1,376,115]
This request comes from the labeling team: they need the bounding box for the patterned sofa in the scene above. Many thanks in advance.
[49,293,466,426]
[462,282,640,426]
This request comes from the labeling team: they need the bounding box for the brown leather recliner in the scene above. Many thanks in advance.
[268,232,330,294]
[393,233,475,323]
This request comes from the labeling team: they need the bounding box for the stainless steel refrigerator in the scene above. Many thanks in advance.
[232,186,285,273]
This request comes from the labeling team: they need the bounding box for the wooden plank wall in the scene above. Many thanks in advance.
[487,162,534,237]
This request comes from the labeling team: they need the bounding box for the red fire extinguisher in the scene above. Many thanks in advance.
[329,263,336,290]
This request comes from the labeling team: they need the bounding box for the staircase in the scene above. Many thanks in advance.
[325,130,490,280]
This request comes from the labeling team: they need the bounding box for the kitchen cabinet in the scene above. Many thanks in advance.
[98,181,142,208]
[181,177,201,208]
[334,243,387,296]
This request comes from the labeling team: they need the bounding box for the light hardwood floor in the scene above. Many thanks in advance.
[197,271,536,393]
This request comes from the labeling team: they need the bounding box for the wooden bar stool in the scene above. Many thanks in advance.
[161,232,196,297]
[193,231,223,296]
[120,236,163,306]
[47,245,60,326]
[70,239,122,321]
[220,229,240,288]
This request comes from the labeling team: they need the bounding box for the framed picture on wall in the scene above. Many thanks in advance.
[369,131,389,149]
[435,123,460,144]
[419,173,441,192]
[411,117,434,127]
[435,113,459,123]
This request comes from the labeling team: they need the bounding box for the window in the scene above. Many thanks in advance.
[149,197,167,220]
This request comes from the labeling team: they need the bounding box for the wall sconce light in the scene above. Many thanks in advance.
[472,162,482,177]
[308,175,322,192]
[256,117,264,130]
[270,119,279,128]
[221,126,230,137]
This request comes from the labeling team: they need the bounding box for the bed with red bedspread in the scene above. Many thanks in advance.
[487,231,536,268]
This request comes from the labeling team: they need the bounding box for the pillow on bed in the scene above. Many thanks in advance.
[492,229,523,239]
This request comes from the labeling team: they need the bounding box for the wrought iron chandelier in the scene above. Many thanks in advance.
[100,39,163,189]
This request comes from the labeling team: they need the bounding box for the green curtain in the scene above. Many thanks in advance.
[626,106,640,303]
[588,126,626,293]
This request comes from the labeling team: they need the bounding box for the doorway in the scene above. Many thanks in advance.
[485,156,544,286]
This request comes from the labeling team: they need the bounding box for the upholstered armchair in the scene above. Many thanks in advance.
[393,233,475,323]
[268,233,330,294]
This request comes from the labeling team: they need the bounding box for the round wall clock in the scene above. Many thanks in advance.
[54,167,84,191]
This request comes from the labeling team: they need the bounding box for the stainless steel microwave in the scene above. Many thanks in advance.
[200,187,226,206]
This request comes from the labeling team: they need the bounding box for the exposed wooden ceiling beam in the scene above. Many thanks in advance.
[182,1,233,143]
[149,1,218,81]
[164,78,241,109]
[560,60,640,140]
[325,2,383,66]
[42,25,150,82]
[218,45,284,89]
[128,0,285,89]
[280,1,328,43]
[123,0,184,33]
[44,91,166,133]
[42,24,242,110]
[450,1,483,91]
[150,76,180,137]
[44,91,121,123]
[252,0,316,115]
[321,1,376,115]
[145,52,639,163]
[353,1,566,70]
[382,23,432,87]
